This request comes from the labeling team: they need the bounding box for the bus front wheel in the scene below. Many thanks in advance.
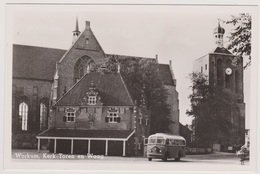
[175,152,181,161]
[163,152,168,161]
[148,158,152,161]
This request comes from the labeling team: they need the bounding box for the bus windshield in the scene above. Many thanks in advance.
[148,136,165,144]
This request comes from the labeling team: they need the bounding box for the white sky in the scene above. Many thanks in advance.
[9,4,256,128]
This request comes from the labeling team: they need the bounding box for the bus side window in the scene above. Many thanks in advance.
[166,139,169,145]
[169,139,173,145]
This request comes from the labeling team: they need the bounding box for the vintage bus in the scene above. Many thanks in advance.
[147,133,186,161]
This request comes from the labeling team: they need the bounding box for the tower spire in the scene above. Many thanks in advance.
[72,16,81,44]
[75,16,79,32]
[213,20,225,48]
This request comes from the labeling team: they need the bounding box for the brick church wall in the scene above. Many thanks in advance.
[12,78,52,133]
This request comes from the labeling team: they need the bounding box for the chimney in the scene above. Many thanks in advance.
[85,21,90,30]
[155,54,158,63]
[169,60,172,66]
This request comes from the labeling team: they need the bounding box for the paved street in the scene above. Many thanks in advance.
[12,149,248,165]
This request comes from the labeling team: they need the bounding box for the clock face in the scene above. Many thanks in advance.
[225,68,232,75]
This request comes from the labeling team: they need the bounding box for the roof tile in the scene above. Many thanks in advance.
[13,44,66,81]
[55,72,134,106]
[38,128,134,139]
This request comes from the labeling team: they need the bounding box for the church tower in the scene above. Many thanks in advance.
[72,17,81,44]
[193,22,245,151]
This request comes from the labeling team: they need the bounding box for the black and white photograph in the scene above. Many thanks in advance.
[3,2,259,173]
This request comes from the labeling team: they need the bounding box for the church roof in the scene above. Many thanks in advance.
[158,64,175,85]
[13,44,176,86]
[55,72,134,106]
[211,47,233,55]
[13,44,66,81]
[213,22,225,35]
[106,54,176,86]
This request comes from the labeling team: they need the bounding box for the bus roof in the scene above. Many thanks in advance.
[148,133,186,140]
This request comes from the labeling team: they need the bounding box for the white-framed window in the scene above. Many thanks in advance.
[106,108,120,123]
[65,108,76,122]
[40,103,47,131]
[88,95,97,105]
[19,102,28,131]
[139,117,143,124]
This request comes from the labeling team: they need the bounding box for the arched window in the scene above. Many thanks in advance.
[19,102,28,131]
[74,56,95,82]
[217,59,223,87]
[40,103,47,131]
[235,70,239,93]
[86,60,95,74]
[79,63,84,78]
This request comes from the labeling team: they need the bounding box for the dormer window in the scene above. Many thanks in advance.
[83,82,99,106]
[88,95,97,105]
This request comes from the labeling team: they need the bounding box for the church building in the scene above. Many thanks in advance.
[193,23,245,151]
[12,18,180,156]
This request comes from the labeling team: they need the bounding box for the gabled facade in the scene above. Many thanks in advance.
[52,21,106,103]
[38,71,149,156]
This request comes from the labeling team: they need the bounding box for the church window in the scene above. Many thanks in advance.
[217,59,223,87]
[19,102,28,131]
[105,108,120,123]
[65,108,76,122]
[79,63,84,79]
[40,103,47,131]
[74,56,95,82]
[225,74,231,89]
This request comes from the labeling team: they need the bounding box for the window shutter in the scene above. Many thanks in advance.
[117,117,121,123]
[105,117,108,123]
[63,116,66,122]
